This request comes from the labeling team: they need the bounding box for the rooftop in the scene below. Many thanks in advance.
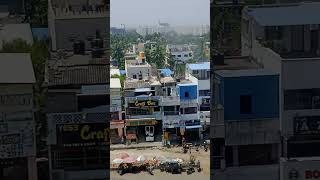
[187,62,210,70]
[0,53,36,84]
[110,68,120,76]
[160,76,176,84]
[247,2,320,26]
[177,79,196,86]
[216,69,278,78]
[213,56,261,70]
[159,68,173,77]
[0,23,33,49]
[110,78,121,89]
[47,54,109,87]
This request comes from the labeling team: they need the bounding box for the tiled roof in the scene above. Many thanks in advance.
[48,64,109,86]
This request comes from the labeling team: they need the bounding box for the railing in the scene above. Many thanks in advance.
[160,96,180,106]
[164,111,180,116]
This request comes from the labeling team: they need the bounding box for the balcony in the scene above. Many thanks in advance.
[180,99,198,107]
[126,112,161,120]
[180,113,199,121]
[159,96,180,106]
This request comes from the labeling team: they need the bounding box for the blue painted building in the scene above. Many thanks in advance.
[212,69,280,171]
[216,69,279,121]
[176,81,201,142]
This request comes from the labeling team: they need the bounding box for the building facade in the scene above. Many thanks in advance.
[0,53,37,180]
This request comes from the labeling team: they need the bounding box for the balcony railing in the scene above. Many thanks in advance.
[159,96,180,106]
[163,111,180,116]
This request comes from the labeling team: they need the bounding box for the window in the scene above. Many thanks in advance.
[185,92,189,98]
[172,55,176,58]
[199,90,210,96]
[184,107,197,114]
[133,74,137,79]
[177,55,181,57]
[189,53,192,57]
[193,70,199,74]
[184,54,188,57]
[240,95,252,114]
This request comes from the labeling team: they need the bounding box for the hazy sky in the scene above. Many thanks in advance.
[111,0,209,27]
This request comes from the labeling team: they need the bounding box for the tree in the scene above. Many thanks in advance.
[149,43,166,68]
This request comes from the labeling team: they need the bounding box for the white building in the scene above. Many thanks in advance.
[239,2,320,179]
[185,62,211,140]
[125,52,151,80]
[48,0,109,51]
[0,53,37,180]
[166,44,194,63]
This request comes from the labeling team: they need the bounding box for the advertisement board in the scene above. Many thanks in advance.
[128,100,158,107]
[294,115,320,135]
[281,158,320,180]
[56,123,109,147]
[0,133,23,158]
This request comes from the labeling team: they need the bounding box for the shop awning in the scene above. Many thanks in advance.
[185,125,202,129]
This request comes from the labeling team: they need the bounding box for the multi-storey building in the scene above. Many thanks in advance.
[0,53,37,180]
[160,73,181,145]
[46,0,109,178]
[186,62,211,139]
[166,44,194,64]
[240,2,320,180]
[48,0,109,51]
[110,77,124,144]
[177,79,201,142]
[124,52,162,143]
[210,55,281,179]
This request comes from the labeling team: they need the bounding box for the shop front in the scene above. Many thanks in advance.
[125,118,159,143]
[280,158,320,180]
[110,120,125,144]
[163,119,184,145]
[184,120,202,143]
[0,158,28,180]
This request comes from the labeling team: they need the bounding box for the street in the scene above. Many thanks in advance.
[110,145,210,179]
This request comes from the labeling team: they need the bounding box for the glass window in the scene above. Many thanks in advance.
[240,95,252,114]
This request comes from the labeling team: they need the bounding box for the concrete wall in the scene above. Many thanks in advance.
[47,91,78,113]
[53,17,108,51]
[221,75,279,121]
[225,118,280,145]
[280,158,320,180]
[213,164,279,180]
[125,65,151,80]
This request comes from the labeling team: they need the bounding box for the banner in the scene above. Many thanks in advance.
[56,123,109,147]
[128,100,158,107]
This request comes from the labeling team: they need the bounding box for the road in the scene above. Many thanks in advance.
[110,146,210,180]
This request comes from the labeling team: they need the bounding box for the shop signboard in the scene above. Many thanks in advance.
[125,119,157,126]
[129,100,158,108]
[281,158,320,180]
[294,115,320,135]
[0,133,23,158]
[56,123,109,147]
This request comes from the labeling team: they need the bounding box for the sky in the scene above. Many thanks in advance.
[111,0,210,27]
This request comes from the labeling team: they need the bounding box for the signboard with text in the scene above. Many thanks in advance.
[56,123,109,147]
[128,100,158,108]
[294,115,320,135]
